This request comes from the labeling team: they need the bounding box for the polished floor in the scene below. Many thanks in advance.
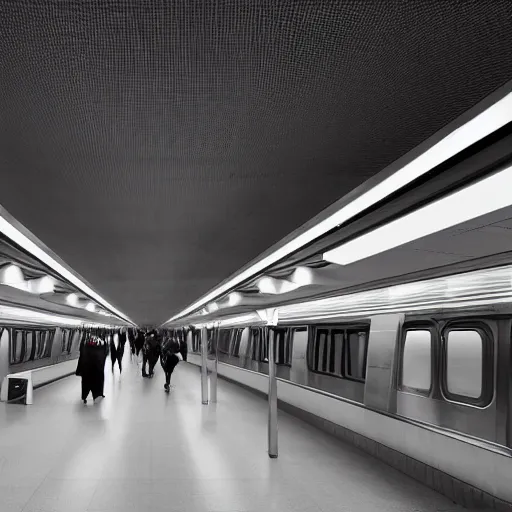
[0,354,465,512]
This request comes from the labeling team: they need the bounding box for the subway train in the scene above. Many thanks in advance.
[0,323,127,389]
[167,263,512,510]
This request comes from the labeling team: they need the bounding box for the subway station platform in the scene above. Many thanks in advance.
[0,356,465,512]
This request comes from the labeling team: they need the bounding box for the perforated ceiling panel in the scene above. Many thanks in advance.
[0,1,511,325]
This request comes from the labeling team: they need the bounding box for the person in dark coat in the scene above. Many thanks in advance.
[179,335,188,362]
[128,328,136,356]
[161,336,181,392]
[109,333,117,373]
[135,330,145,357]
[76,335,107,404]
[117,329,127,372]
[142,330,161,378]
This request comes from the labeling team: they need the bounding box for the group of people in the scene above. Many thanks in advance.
[76,328,187,403]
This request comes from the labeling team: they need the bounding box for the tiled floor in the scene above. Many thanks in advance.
[0,354,464,512]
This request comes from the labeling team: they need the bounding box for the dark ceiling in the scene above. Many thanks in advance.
[0,1,511,326]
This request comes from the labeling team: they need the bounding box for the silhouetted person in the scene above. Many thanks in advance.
[110,333,117,373]
[135,330,145,356]
[117,329,126,372]
[76,336,107,404]
[142,330,160,378]
[128,328,136,356]
[161,336,181,392]
[179,336,188,362]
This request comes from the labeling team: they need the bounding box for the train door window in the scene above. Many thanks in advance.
[445,329,483,400]
[401,330,432,393]
[217,329,231,354]
[313,329,328,372]
[11,329,23,364]
[231,329,243,357]
[273,328,292,366]
[331,330,343,375]
[344,329,368,381]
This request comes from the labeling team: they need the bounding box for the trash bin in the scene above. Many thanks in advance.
[0,373,33,405]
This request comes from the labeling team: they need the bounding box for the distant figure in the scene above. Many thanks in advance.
[142,330,161,378]
[109,333,117,373]
[179,335,188,362]
[128,328,136,356]
[117,329,126,372]
[135,330,145,357]
[76,335,107,404]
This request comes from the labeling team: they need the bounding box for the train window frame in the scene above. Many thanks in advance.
[270,327,293,367]
[399,326,435,396]
[343,328,370,383]
[307,324,370,381]
[230,328,243,358]
[440,321,494,407]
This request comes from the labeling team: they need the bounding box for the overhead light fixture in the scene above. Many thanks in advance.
[0,210,134,324]
[0,305,84,326]
[27,275,55,294]
[324,163,512,266]
[228,292,243,307]
[0,263,26,289]
[290,267,314,286]
[256,276,299,295]
[85,302,96,312]
[66,293,79,307]
[165,90,512,323]
[206,302,219,314]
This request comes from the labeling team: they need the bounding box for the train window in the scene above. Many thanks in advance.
[231,329,243,357]
[445,330,483,400]
[273,328,292,366]
[192,330,201,352]
[402,330,432,393]
[217,329,232,354]
[345,330,368,381]
[308,325,369,380]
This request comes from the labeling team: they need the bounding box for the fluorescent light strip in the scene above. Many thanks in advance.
[0,216,133,324]
[0,305,84,326]
[324,163,512,265]
[167,91,512,323]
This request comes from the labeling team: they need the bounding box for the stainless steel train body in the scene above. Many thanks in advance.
[176,298,512,506]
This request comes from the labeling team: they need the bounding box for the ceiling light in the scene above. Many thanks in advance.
[324,163,512,266]
[0,264,25,285]
[85,302,96,312]
[228,292,242,307]
[0,305,84,326]
[27,275,55,294]
[256,276,299,295]
[66,293,79,307]
[290,267,314,286]
[206,302,219,314]
[0,209,134,324]
[165,91,512,324]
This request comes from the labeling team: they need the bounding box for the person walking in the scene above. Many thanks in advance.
[76,335,107,404]
[160,335,182,392]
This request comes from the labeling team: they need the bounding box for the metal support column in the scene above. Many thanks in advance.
[201,326,209,405]
[267,324,278,458]
[210,323,219,403]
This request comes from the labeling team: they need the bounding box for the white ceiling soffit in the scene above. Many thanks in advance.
[324,161,512,266]
[275,263,512,323]
[0,206,134,325]
[166,85,512,324]
[0,304,116,327]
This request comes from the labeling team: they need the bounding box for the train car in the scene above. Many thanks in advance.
[172,263,512,510]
